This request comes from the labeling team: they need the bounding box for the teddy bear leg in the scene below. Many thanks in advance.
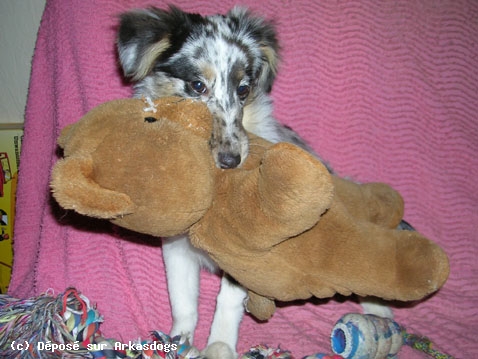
[333,178,405,229]
[245,291,277,320]
[353,230,449,301]
[392,231,449,300]
[315,211,449,302]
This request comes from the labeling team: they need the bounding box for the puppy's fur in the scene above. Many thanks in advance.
[117,5,390,357]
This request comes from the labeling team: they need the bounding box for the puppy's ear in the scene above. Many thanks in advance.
[117,6,202,81]
[228,7,280,93]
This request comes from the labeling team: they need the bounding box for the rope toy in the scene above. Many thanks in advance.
[0,289,455,359]
[0,288,200,359]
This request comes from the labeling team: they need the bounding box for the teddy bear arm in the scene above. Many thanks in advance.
[192,142,334,253]
[243,142,334,249]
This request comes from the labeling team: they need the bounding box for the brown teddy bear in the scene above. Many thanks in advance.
[50,97,449,320]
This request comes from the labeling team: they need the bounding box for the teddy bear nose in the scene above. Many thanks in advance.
[218,152,241,169]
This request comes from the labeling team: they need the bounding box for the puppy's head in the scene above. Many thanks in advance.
[117,5,279,168]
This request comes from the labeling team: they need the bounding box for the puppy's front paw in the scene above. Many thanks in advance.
[201,341,236,359]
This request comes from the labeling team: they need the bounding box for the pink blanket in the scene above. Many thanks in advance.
[10,0,477,357]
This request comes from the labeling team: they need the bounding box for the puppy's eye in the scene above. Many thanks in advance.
[144,117,157,123]
[191,81,208,95]
[237,85,250,100]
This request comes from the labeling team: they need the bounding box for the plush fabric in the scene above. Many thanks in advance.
[10,0,477,357]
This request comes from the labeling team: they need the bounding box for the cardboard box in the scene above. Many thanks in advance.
[0,124,23,293]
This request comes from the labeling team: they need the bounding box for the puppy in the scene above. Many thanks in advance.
[117,5,330,169]
[117,5,392,356]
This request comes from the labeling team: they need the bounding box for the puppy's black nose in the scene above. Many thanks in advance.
[218,152,241,169]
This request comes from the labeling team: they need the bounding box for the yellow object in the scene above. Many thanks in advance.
[0,124,23,293]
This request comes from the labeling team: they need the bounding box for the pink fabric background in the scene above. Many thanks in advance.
[9,0,477,357]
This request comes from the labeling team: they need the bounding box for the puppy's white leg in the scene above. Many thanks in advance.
[360,297,394,318]
[162,234,201,342]
[207,275,247,357]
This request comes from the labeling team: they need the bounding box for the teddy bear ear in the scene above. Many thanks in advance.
[51,156,135,218]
